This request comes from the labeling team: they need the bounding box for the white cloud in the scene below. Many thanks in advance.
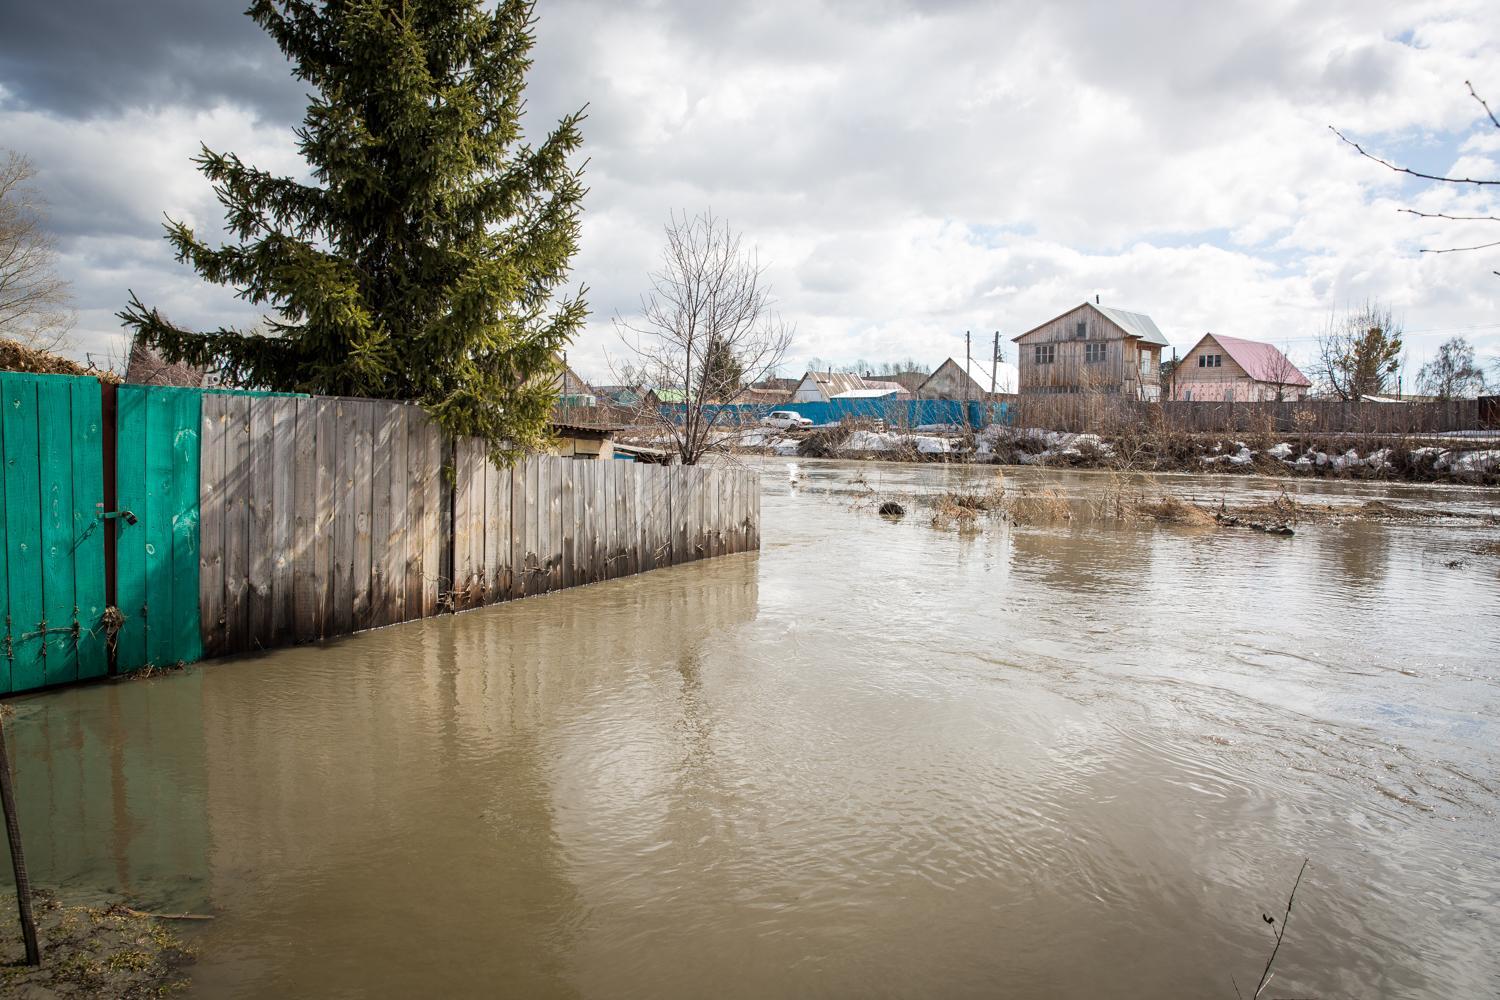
[4,0,1497,381]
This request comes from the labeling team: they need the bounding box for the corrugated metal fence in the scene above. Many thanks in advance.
[0,373,760,695]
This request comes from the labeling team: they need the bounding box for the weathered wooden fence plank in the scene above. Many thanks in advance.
[222,394,252,653]
[71,379,108,680]
[370,403,394,626]
[402,409,425,622]
[559,459,575,589]
[247,394,274,649]
[293,398,319,642]
[315,398,337,638]
[351,401,374,630]
[268,397,296,645]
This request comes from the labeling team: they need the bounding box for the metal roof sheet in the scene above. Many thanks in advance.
[1095,305,1170,347]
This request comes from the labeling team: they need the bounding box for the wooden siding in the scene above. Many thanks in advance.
[1171,335,1307,403]
[1014,304,1160,398]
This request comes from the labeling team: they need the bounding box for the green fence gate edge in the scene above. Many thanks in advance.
[0,372,109,694]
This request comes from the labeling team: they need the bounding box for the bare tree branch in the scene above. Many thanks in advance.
[1328,126,1499,186]
[1419,239,1500,254]
[1469,80,1500,130]
[1398,208,1500,223]
[0,149,75,352]
[611,211,793,465]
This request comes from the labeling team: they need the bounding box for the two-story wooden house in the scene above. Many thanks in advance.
[1012,302,1168,400]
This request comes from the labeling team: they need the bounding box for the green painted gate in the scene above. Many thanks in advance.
[0,372,108,692]
[114,385,205,673]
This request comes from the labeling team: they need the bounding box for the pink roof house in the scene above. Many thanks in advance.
[1171,333,1312,402]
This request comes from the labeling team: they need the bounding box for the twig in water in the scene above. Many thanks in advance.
[1236,858,1310,1000]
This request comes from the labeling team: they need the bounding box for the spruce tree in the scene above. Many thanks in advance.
[120,0,586,456]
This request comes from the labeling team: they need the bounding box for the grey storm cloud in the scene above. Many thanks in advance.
[0,1,303,121]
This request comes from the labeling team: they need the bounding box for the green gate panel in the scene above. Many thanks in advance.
[3,375,47,692]
[170,390,203,666]
[114,385,148,670]
[115,385,206,673]
[38,377,80,685]
[70,378,108,680]
[0,373,107,693]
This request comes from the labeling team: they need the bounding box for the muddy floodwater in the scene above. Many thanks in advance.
[4,460,1499,998]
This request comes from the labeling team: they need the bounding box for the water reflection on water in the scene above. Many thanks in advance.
[4,459,1499,998]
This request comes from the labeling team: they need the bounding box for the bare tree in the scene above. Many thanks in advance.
[1262,343,1307,402]
[1417,336,1488,399]
[1313,301,1404,400]
[612,211,793,465]
[0,151,74,352]
[1331,81,1499,276]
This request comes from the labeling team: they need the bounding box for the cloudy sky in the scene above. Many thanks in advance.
[2,0,1498,385]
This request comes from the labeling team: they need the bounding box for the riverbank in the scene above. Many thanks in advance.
[0,890,194,998]
[722,423,1500,485]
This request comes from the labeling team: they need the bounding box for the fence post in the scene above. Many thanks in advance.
[0,717,40,966]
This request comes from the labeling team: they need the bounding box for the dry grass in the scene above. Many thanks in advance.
[0,338,121,383]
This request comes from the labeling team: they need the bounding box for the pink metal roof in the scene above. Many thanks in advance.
[1207,334,1311,386]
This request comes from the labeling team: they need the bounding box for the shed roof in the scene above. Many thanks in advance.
[1094,305,1170,347]
[1201,334,1311,386]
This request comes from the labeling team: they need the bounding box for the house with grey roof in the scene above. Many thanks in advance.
[1011,302,1169,401]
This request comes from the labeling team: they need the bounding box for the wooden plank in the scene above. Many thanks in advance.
[292,397,319,642]
[368,402,392,625]
[526,457,543,594]
[469,440,487,605]
[69,378,108,680]
[508,455,526,599]
[315,398,337,638]
[36,378,77,684]
[577,460,595,584]
[168,390,204,666]
[1,376,45,690]
[352,400,374,631]
[385,404,408,623]
[555,458,570,590]
[195,391,225,659]
[548,459,563,591]
[141,387,176,666]
[420,421,441,617]
[403,409,426,621]
[248,397,274,648]
[452,437,473,608]
[525,457,541,594]
[268,397,296,645]
[222,394,252,653]
[332,399,355,636]
[495,458,512,601]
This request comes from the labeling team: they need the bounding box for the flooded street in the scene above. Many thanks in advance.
[5,460,1499,998]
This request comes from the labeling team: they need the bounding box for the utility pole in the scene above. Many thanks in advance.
[990,331,999,396]
[964,331,972,406]
[0,716,40,966]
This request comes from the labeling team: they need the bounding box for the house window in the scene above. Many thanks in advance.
[1184,389,1193,401]
[1034,344,1055,365]
[1085,342,1106,364]
[1075,321,1087,339]
[1140,354,1151,377]
[1198,353,1222,368]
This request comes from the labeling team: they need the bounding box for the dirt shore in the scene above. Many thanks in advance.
[0,890,194,998]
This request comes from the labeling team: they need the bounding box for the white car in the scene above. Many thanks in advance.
[762,410,814,429]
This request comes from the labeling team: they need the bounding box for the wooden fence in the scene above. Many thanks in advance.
[1002,395,1483,435]
[199,393,759,657]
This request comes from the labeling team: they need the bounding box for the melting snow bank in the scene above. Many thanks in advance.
[696,426,1500,481]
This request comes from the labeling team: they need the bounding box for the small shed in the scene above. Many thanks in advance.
[549,421,619,460]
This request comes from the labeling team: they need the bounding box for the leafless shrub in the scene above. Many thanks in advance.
[0,150,74,352]
[611,211,793,466]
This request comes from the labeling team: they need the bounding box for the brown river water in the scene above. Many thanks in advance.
[4,460,1499,998]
